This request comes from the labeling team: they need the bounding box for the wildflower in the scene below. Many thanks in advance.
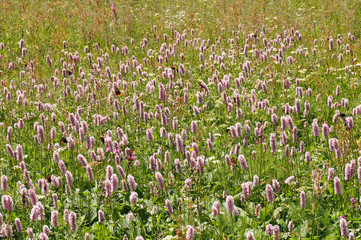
[43,225,50,236]
[111,174,118,192]
[51,211,58,227]
[312,119,319,137]
[58,160,66,174]
[305,152,311,163]
[328,168,335,181]
[98,210,105,223]
[77,154,88,167]
[329,38,333,51]
[238,155,248,170]
[340,216,349,237]
[40,232,48,240]
[255,204,261,217]
[106,165,114,180]
[127,175,137,192]
[117,165,126,179]
[37,202,45,220]
[274,225,280,240]
[272,179,280,193]
[334,177,341,195]
[349,233,354,240]
[15,218,22,233]
[265,224,273,236]
[246,232,255,240]
[1,175,8,191]
[155,172,164,189]
[288,221,293,232]
[30,206,39,222]
[212,201,220,216]
[270,133,277,153]
[27,228,34,239]
[192,142,199,157]
[165,199,173,214]
[130,192,138,204]
[1,195,13,212]
[345,163,353,181]
[322,123,329,137]
[186,225,195,240]
[226,195,235,213]
[207,139,213,152]
[151,206,157,215]
[65,171,73,186]
[104,180,112,197]
[176,134,184,153]
[266,184,274,202]
[86,165,94,182]
[285,176,295,184]
[5,144,14,157]
[4,224,12,239]
[225,155,231,166]
[175,159,182,174]
[253,175,259,186]
[300,191,306,208]
[69,211,77,231]
[191,121,197,133]
[7,126,12,141]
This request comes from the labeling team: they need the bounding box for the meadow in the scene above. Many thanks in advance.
[1,0,361,239]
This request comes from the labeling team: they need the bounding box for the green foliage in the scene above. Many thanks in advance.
[0,0,361,239]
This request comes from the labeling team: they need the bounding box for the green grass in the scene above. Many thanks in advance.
[0,0,361,239]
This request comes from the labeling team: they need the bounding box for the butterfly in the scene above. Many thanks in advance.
[100,133,105,144]
[128,149,134,156]
[127,149,135,162]
[339,113,350,130]
[60,137,68,144]
[89,161,103,167]
[115,87,122,97]
[199,83,205,90]
[231,157,236,166]
[171,65,178,73]
[45,175,52,183]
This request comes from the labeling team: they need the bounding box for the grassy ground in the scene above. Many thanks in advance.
[0,0,361,239]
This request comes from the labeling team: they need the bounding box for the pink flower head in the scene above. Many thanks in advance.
[2,195,13,212]
[15,218,22,233]
[246,232,255,240]
[130,192,138,204]
[186,225,195,240]
[265,224,273,236]
[98,210,105,223]
[300,191,306,208]
[226,195,235,213]
[340,216,349,237]
[165,199,173,214]
[334,177,342,195]
[265,184,274,202]
[155,172,164,189]
[285,176,295,184]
